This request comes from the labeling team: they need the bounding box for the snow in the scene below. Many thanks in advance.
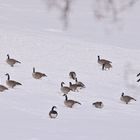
[0,0,140,140]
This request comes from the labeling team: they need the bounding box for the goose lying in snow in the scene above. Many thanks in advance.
[0,84,8,92]
[92,101,104,109]
[69,71,77,80]
[120,92,136,104]
[60,82,71,94]
[6,54,21,67]
[32,67,47,79]
[63,94,81,108]
[49,106,58,119]
[5,73,22,88]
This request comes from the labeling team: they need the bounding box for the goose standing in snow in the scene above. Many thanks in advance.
[5,73,22,88]
[63,94,81,108]
[75,78,86,89]
[6,54,21,67]
[32,67,47,79]
[69,82,79,92]
[60,82,71,94]
[120,92,136,104]
[49,106,58,119]
[97,56,112,65]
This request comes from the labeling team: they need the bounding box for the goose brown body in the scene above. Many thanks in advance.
[120,93,136,104]
[60,82,71,94]
[0,85,8,92]
[5,73,22,88]
[75,78,86,89]
[98,56,112,65]
[32,67,47,79]
[6,54,21,67]
[102,63,112,70]
[69,82,79,92]
[63,94,81,108]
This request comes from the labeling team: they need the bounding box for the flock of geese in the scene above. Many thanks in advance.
[49,55,138,119]
[0,54,138,119]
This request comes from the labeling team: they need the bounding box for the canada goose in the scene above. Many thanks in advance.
[63,94,81,108]
[6,54,21,67]
[75,78,86,88]
[60,82,71,94]
[97,56,112,65]
[5,73,22,88]
[49,106,58,119]
[69,82,79,92]
[69,71,77,80]
[32,67,47,79]
[102,63,112,70]
[92,101,104,108]
[120,92,136,104]
[0,85,8,92]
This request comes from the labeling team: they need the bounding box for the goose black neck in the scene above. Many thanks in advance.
[33,68,35,73]
[64,94,68,101]
[122,92,124,96]
[98,56,100,61]
[69,82,72,86]
[6,74,10,80]
[7,54,10,59]
[72,74,75,80]
[61,82,64,87]
[52,106,56,111]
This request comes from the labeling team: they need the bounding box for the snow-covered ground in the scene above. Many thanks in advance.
[0,0,140,140]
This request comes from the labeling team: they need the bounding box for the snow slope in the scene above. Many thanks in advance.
[0,0,140,49]
[0,0,140,140]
